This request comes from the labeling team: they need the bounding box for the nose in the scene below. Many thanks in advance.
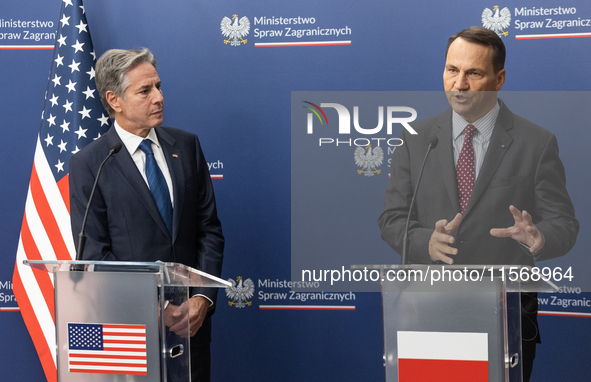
[453,72,469,91]
[152,87,163,104]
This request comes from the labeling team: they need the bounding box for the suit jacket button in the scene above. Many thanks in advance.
[458,238,465,245]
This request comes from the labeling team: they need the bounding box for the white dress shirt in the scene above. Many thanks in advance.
[113,121,174,207]
[452,101,500,180]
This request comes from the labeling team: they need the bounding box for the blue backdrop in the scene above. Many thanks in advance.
[1,0,590,380]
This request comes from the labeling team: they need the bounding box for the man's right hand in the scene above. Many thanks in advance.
[428,213,463,264]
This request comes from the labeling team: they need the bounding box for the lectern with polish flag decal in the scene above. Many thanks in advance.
[24,260,230,382]
[354,265,557,382]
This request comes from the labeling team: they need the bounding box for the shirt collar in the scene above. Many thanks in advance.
[113,121,161,155]
[452,100,500,141]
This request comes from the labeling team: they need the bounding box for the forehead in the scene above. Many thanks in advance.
[126,62,160,88]
[445,38,494,70]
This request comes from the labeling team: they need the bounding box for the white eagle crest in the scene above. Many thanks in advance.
[482,5,511,37]
[355,145,384,177]
[225,276,254,308]
[220,14,250,46]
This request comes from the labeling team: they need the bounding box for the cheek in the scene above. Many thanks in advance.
[477,78,497,92]
[443,77,453,90]
[137,102,152,115]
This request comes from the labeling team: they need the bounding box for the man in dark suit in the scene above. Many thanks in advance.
[69,48,224,382]
[378,27,578,381]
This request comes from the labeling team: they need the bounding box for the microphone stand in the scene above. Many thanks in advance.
[401,138,438,265]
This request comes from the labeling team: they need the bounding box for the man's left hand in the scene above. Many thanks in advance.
[167,296,209,338]
[490,205,544,254]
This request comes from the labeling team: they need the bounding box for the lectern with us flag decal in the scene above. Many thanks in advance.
[24,260,230,382]
[354,264,557,382]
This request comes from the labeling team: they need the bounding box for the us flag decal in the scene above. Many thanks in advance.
[68,323,147,375]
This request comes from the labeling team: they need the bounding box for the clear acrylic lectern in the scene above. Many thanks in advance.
[353,264,558,382]
[24,260,231,382]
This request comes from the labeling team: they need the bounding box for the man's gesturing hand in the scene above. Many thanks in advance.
[490,205,544,254]
[428,213,463,264]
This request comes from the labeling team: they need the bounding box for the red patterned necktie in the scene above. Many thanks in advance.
[457,124,477,213]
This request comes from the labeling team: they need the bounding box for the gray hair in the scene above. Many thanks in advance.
[95,48,157,117]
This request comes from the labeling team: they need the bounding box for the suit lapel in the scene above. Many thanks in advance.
[105,127,172,239]
[463,100,514,217]
[435,110,461,213]
[155,127,185,243]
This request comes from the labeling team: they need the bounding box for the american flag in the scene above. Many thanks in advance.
[12,0,110,380]
[68,323,147,375]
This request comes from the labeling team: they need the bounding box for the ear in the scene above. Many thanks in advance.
[106,90,123,113]
[494,69,506,91]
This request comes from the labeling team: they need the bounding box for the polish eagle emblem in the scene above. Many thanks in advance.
[355,144,384,177]
[220,14,250,46]
[482,5,511,37]
[226,276,255,308]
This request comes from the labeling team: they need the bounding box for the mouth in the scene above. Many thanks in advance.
[450,92,472,104]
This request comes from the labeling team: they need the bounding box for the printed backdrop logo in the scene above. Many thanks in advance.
[482,5,511,37]
[221,14,250,46]
[354,144,383,176]
[226,276,255,308]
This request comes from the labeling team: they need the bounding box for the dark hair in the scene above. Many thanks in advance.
[446,26,506,73]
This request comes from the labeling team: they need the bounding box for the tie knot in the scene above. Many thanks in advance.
[139,139,154,155]
[464,124,477,141]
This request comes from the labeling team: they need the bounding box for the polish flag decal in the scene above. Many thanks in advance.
[397,331,488,382]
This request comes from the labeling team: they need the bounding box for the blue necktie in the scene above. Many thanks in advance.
[138,139,173,234]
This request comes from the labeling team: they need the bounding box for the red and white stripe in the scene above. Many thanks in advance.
[69,324,147,375]
[13,137,75,382]
[397,331,489,382]
[539,311,591,317]
[0,45,54,50]
[516,32,591,40]
[259,305,355,310]
[255,40,351,47]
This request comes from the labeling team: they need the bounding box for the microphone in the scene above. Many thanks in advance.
[76,143,123,261]
[401,137,438,265]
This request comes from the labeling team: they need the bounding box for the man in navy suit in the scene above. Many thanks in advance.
[69,48,224,382]
[379,27,578,381]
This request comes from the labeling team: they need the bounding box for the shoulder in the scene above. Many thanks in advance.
[156,126,205,152]
[498,100,555,144]
[157,126,201,145]
[512,113,553,136]
[401,107,451,150]
[158,126,197,139]
[412,108,450,132]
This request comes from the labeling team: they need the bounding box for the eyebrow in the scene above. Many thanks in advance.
[137,82,160,91]
[446,64,483,73]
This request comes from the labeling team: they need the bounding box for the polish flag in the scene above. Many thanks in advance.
[397,331,488,382]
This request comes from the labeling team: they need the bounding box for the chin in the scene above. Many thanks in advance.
[450,103,474,117]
